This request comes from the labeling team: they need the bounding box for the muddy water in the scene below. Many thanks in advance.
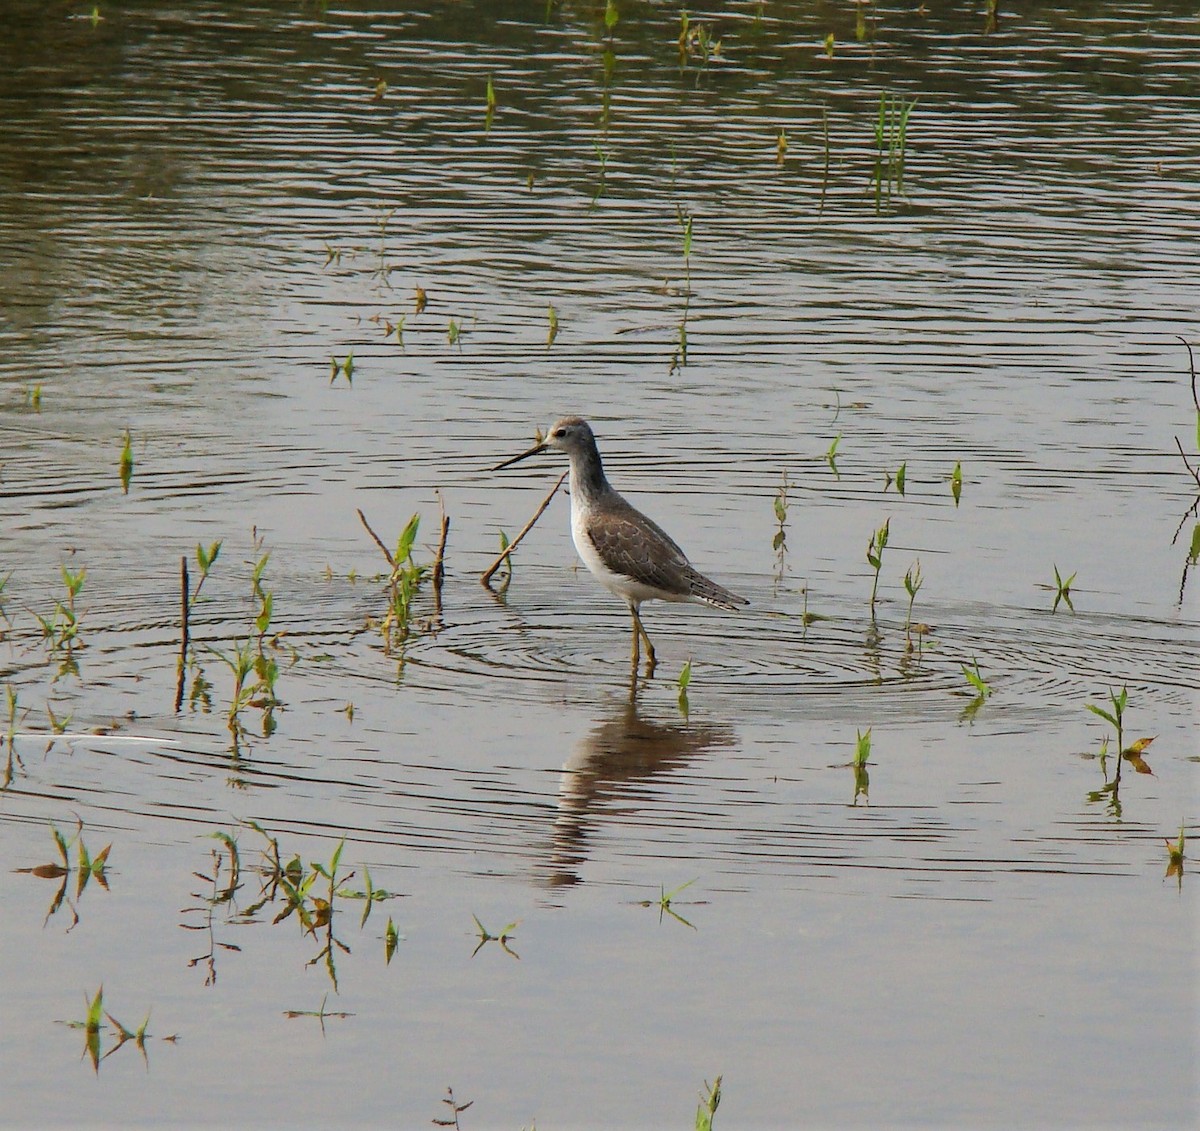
[1,3,1197,1127]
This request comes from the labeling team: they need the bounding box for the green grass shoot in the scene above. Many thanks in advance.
[677,204,694,286]
[1086,686,1128,787]
[695,1074,722,1131]
[852,728,872,803]
[872,91,916,213]
[867,518,890,608]
[677,659,692,715]
[884,461,906,495]
[37,564,86,657]
[642,878,699,929]
[1165,824,1185,885]
[826,433,842,478]
[950,461,963,506]
[1052,564,1077,613]
[191,540,222,612]
[903,559,923,643]
[547,303,559,346]
[471,913,520,958]
[119,429,133,493]
[854,727,872,769]
[961,658,991,698]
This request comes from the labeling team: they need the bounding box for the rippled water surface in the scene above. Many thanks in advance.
[1,2,1198,1127]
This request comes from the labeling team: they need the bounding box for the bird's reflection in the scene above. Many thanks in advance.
[539,694,736,890]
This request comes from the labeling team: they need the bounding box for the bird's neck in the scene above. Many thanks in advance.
[568,440,611,508]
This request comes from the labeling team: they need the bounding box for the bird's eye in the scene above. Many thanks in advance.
[552,429,566,439]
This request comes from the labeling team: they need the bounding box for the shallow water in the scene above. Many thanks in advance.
[1,2,1198,1127]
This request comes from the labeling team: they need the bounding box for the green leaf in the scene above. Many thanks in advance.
[961,659,990,696]
[395,514,421,563]
[1086,702,1117,728]
[86,986,104,1030]
[197,540,222,575]
[854,727,872,768]
[895,462,906,495]
[119,429,134,492]
[385,917,399,964]
[255,592,273,635]
[360,866,374,927]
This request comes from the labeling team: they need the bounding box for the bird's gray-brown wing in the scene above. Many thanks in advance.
[587,498,748,610]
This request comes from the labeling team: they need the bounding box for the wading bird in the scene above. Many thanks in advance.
[496,417,747,671]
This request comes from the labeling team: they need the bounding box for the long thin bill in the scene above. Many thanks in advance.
[494,441,547,471]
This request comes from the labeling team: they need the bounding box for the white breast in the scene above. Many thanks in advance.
[569,492,672,607]
[571,494,622,592]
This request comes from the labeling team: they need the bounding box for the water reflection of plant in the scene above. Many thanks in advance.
[15,819,110,930]
[852,727,872,804]
[1164,825,1185,890]
[471,913,521,958]
[60,986,176,1074]
[433,1085,474,1130]
[772,470,790,591]
[1084,686,1159,818]
[1171,338,1200,603]
[958,657,992,723]
[2,685,20,788]
[182,822,399,991]
[636,877,700,930]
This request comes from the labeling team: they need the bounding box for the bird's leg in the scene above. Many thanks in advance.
[629,607,641,671]
[631,606,657,675]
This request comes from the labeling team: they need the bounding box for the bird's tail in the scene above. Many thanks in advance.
[688,571,749,611]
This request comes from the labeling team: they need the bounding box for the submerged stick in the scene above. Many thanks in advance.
[433,493,450,592]
[173,555,189,713]
[356,508,396,568]
[432,494,450,617]
[481,469,567,588]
